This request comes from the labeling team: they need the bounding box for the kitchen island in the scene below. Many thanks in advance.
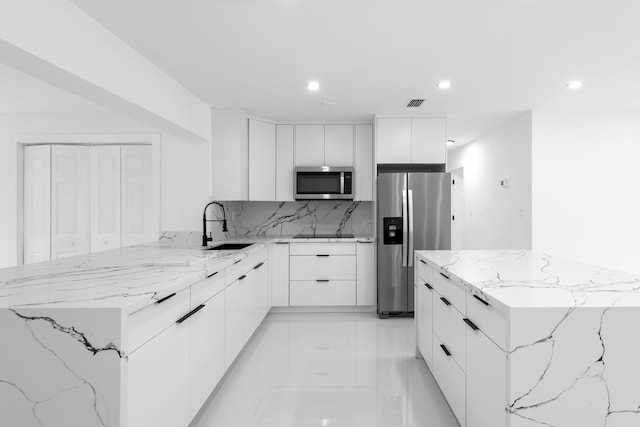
[415,250,640,427]
[0,239,274,427]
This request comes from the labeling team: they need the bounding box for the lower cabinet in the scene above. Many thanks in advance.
[416,281,434,369]
[127,317,190,427]
[189,290,225,419]
[466,323,506,427]
[224,275,247,368]
[415,254,507,427]
[356,241,375,305]
[271,242,290,306]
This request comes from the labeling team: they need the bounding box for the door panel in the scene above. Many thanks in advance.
[376,173,408,313]
[121,145,154,247]
[23,145,51,264]
[51,145,90,260]
[90,145,121,252]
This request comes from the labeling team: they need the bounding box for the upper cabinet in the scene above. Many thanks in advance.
[211,108,248,201]
[294,125,325,166]
[275,125,295,201]
[295,124,354,167]
[354,124,373,201]
[376,117,446,164]
[248,118,276,201]
[324,125,354,166]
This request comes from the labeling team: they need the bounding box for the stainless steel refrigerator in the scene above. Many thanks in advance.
[377,171,451,317]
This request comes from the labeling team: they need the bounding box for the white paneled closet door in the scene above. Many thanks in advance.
[121,145,155,247]
[51,145,90,260]
[90,146,121,252]
[23,145,51,264]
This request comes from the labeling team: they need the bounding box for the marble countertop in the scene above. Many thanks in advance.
[416,250,640,309]
[0,235,375,314]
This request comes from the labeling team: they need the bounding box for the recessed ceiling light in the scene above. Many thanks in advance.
[567,80,583,90]
[307,81,320,91]
[447,139,455,146]
[438,81,451,90]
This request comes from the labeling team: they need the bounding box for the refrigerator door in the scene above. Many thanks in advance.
[377,172,408,314]
[407,172,452,309]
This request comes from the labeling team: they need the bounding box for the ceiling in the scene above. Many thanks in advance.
[0,62,106,115]
[36,1,640,144]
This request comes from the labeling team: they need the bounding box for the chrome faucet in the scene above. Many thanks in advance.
[202,201,228,246]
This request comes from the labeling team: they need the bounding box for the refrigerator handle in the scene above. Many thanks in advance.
[402,189,408,267]
[408,189,414,267]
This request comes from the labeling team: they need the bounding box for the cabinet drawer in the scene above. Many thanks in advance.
[290,255,356,280]
[466,291,507,350]
[432,270,466,314]
[191,270,226,306]
[290,242,356,256]
[226,249,268,284]
[290,281,356,306]
[433,333,466,427]
[417,258,432,284]
[433,293,466,370]
[128,288,190,352]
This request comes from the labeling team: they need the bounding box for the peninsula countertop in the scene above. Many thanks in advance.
[0,235,374,314]
[416,250,640,309]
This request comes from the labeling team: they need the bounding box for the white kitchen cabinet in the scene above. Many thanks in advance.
[416,281,434,369]
[249,118,276,201]
[271,243,290,306]
[90,145,121,252]
[376,117,446,164]
[224,276,246,368]
[127,318,190,427]
[294,124,324,166]
[121,145,156,247]
[254,258,270,322]
[212,108,248,200]
[276,125,295,201]
[433,332,466,426]
[51,145,90,259]
[354,124,373,201]
[324,124,354,166]
[290,281,356,306]
[356,241,375,306]
[377,118,411,163]
[411,117,447,164]
[466,321,506,427]
[189,281,226,419]
[23,145,51,264]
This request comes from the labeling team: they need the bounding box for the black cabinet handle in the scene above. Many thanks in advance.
[254,262,264,270]
[176,304,205,324]
[275,241,289,245]
[440,344,451,357]
[316,254,330,257]
[424,283,433,290]
[316,279,330,282]
[156,293,176,304]
[439,272,450,280]
[207,271,218,278]
[463,318,480,331]
[238,275,247,281]
[233,259,242,264]
[440,297,451,306]
[473,294,490,306]
[420,259,426,264]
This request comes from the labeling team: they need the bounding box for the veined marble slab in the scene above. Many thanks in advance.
[417,250,640,427]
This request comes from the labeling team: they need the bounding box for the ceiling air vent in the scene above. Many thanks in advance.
[406,99,425,108]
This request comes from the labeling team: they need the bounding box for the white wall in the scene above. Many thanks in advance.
[532,110,640,274]
[448,112,532,249]
[0,111,209,268]
[0,0,211,142]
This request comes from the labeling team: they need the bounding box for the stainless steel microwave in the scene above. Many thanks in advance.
[294,167,354,200]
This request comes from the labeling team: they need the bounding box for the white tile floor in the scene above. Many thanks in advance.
[195,312,459,427]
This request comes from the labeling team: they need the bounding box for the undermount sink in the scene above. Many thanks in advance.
[205,243,254,251]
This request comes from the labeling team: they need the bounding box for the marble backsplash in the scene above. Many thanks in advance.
[166,201,373,243]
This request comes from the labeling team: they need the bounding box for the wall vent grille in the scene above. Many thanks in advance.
[406,99,425,107]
